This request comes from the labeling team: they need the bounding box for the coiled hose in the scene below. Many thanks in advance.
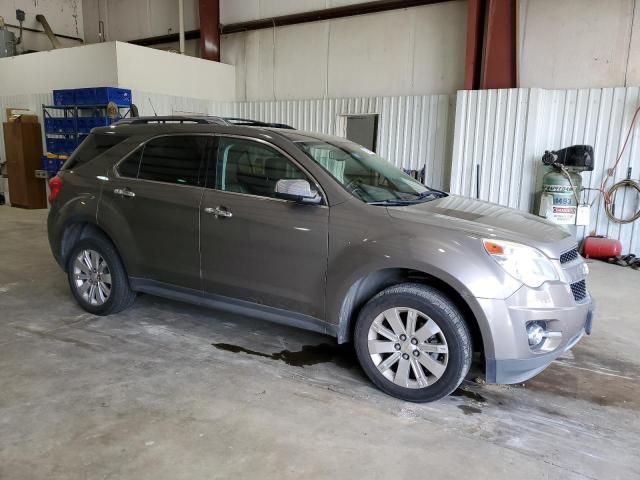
[604,179,640,224]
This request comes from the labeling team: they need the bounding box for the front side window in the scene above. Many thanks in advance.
[296,139,445,205]
[214,137,307,198]
[120,135,208,186]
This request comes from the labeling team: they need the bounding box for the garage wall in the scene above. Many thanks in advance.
[0,0,83,52]
[225,94,455,190]
[451,87,640,254]
[519,0,640,89]
[82,0,198,43]
[221,1,468,100]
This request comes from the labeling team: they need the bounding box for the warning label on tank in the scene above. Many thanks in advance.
[551,206,577,224]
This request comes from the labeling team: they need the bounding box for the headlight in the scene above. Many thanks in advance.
[482,239,559,288]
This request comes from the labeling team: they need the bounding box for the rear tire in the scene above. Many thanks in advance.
[354,283,472,402]
[66,234,136,315]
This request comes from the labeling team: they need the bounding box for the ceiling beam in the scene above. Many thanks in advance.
[220,0,453,34]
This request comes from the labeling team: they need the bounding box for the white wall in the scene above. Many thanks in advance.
[220,0,380,24]
[82,0,198,44]
[0,42,118,95]
[0,40,235,99]
[519,0,640,89]
[115,42,235,101]
[0,0,83,52]
[222,1,468,100]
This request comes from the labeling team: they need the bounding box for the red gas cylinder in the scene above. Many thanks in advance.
[582,236,623,259]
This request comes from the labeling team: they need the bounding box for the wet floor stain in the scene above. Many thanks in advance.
[524,362,639,410]
[12,325,102,351]
[212,342,358,369]
[458,405,482,415]
[521,345,640,410]
[451,387,487,403]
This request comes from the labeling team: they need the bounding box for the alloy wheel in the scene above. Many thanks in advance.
[72,249,112,306]
[367,307,449,388]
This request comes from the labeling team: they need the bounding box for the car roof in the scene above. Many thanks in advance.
[93,116,350,145]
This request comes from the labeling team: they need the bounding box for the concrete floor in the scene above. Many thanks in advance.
[0,207,638,480]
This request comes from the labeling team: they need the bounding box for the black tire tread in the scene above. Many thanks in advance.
[66,232,136,315]
[354,282,473,402]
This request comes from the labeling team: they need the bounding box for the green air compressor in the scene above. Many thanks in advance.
[538,145,594,225]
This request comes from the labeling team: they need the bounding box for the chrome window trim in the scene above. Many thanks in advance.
[112,132,329,205]
[207,133,329,206]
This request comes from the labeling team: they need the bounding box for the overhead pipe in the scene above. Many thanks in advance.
[220,0,451,34]
[35,14,62,49]
[130,0,451,49]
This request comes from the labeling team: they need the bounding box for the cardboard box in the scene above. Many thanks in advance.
[5,108,39,123]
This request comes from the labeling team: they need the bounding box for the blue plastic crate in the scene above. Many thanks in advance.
[41,157,65,173]
[46,137,79,155]
[73,87,132,106]
[53,89,76,106]
[77,116,112,133]
[44,117,76,134]
[95,87,131,106]
[74,88,96,105]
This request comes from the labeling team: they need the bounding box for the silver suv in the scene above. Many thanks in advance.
[47,116,594,402]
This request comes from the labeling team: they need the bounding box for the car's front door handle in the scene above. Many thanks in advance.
[204,206,233,218]
[113,187,136,198]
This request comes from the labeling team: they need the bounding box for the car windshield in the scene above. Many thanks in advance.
[296,139,446,204]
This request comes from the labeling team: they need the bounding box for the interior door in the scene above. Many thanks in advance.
[101,134,210,289]
[200,136,329,319]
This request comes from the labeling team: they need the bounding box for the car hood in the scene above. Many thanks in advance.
[387,195,575,258]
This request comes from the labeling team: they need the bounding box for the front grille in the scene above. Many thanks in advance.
[570,279,587,302]
[560,248,579,264]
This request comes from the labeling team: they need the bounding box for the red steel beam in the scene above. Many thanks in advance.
[463,0,485,90]
[199,0,220,61]
[481,0,517,89]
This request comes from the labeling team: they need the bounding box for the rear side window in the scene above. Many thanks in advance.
[124,135,207,186]
[64,133,126,170]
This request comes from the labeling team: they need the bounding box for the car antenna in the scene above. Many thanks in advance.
[148,98,158,116]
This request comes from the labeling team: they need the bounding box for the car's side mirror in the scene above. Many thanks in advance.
[275,179,322,205]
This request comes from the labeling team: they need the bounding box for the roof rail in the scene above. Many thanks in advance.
[114,116,229,126]
[223,117,295,129]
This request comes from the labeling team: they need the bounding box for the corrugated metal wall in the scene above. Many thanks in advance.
[451,87,640,253]
[0,91,454,194]
[224,95,455,190]
[3,88,637,253]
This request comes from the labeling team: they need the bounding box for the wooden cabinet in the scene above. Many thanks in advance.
[3,120,46,209]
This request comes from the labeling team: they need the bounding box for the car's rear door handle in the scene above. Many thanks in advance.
[113,187,136,198]
[204,206,233,218]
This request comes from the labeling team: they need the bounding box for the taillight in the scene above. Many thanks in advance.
[48,175,64,203]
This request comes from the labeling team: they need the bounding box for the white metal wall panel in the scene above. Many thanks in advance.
[222,94,454,190]
[451,87,640,254]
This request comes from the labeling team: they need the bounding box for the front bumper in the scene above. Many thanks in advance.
[478,281,594,384]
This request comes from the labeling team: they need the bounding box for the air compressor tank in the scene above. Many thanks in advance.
[538,145,594,225]
[539,169,583,224]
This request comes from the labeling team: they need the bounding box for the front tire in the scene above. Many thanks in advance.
[354,283,472,402]
[66,235,136,315]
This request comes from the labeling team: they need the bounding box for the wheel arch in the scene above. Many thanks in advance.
[59,219,121,272]
[335,267,488,362]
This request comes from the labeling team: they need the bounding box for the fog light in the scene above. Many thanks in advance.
[527,322,546,348]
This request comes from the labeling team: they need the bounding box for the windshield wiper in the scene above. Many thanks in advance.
[367,199,415,206]
[367,190,447,206]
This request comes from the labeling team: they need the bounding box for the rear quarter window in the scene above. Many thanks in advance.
[63,133,127,170]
